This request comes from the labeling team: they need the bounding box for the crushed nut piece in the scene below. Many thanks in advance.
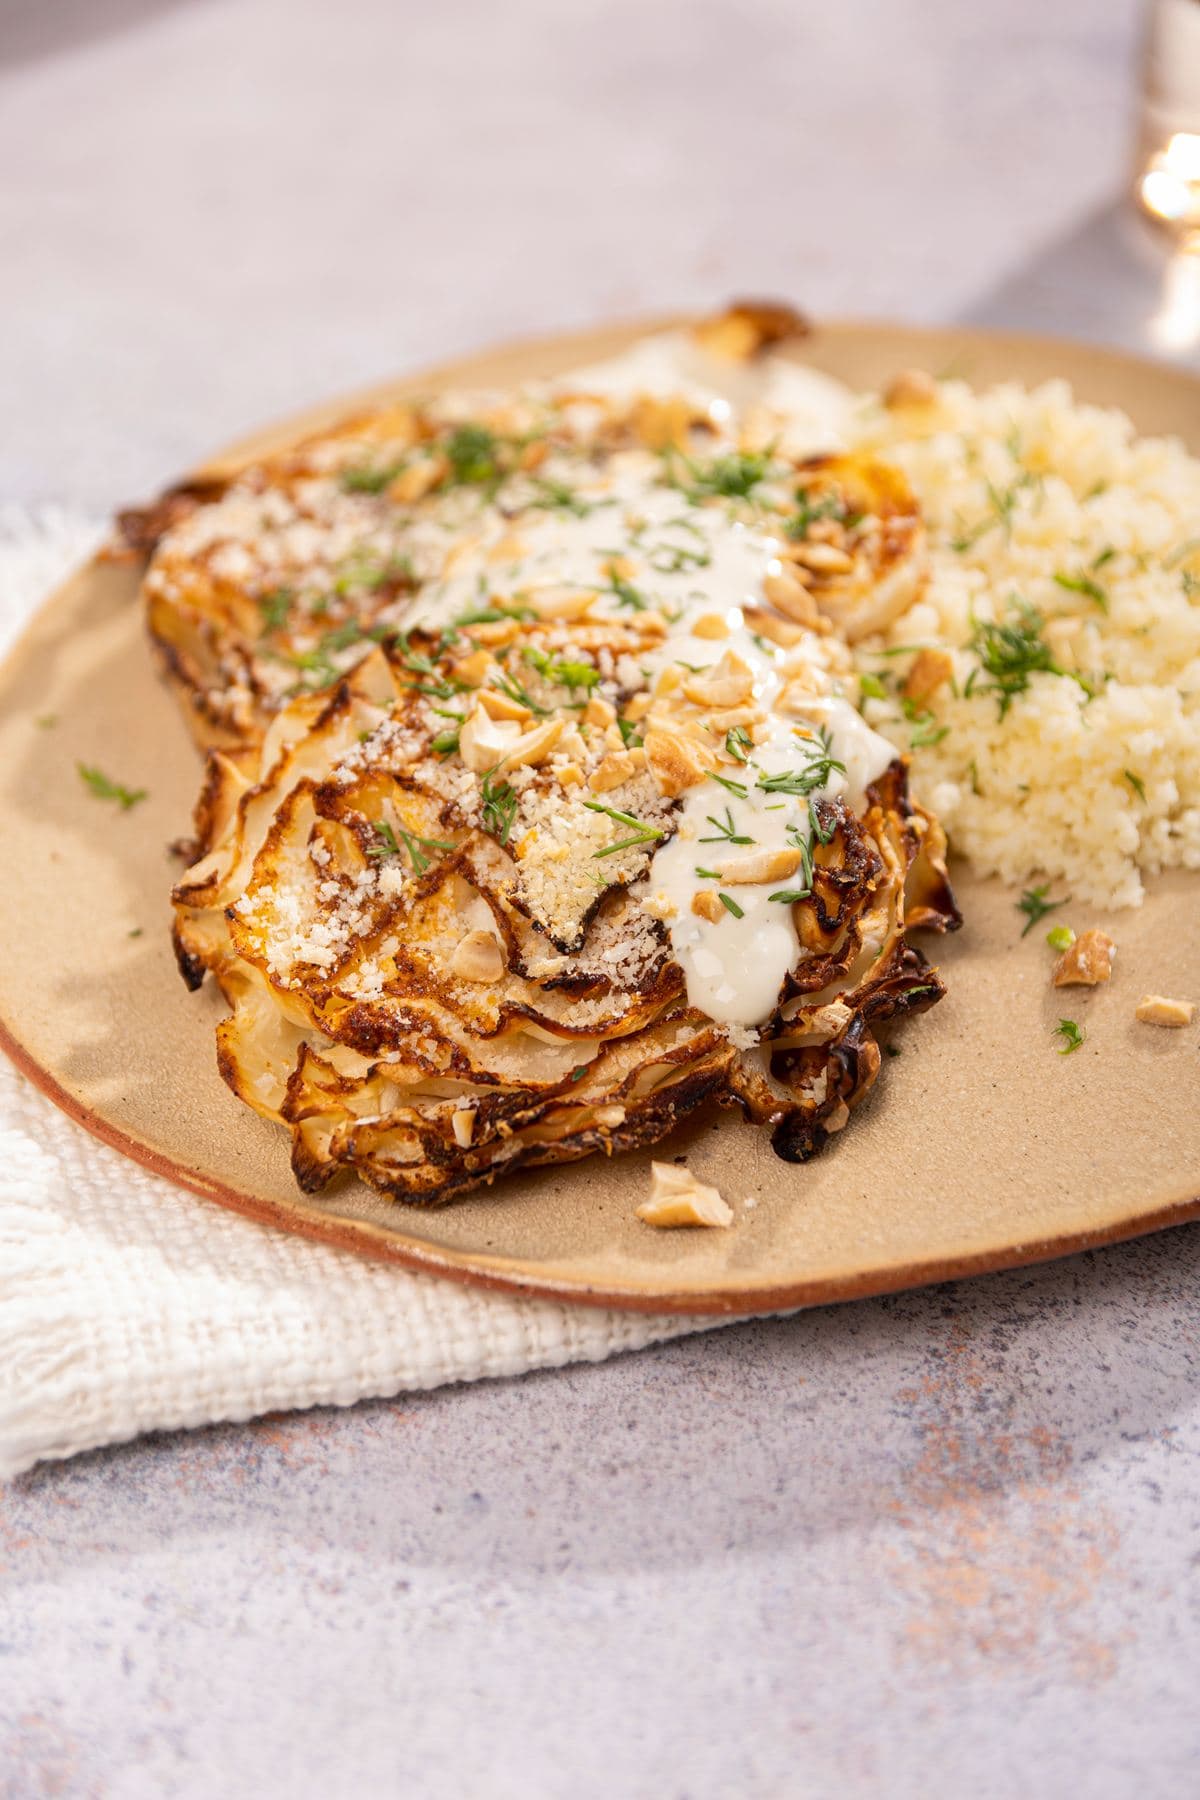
[883,368,939,410]
[902,647,955,706]
[451,1108,476,1149]
[1052,928,1115,987]
[691,612,732,640]
[1135,994,1195,1028]
[589,748,647,793]
[691,890,725,922]
[711,846,802,885]
[644,726,710,797]
[640,890,678,921]
[683,650,755,709]
[636,1160,734,1229]
[594,1105,627,1127]
[787,541,854,575]
[763,567,820,625]
[451,930,507,984]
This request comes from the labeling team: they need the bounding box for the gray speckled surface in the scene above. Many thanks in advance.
[3,1,1199,1794]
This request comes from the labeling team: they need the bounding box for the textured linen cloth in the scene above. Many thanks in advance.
[0,508,712,1479]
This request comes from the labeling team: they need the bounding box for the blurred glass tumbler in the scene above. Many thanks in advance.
[1138,0,1200,235]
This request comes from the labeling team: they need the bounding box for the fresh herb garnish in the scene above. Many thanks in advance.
[768,889,810,905]
[368,820,454,874]
[521,647,600,691]
[755,728,846,797]
[725,725,753,763]
[709,771,749,799]
[492,670,549,715]
[967,603,1086,717]
[1017,884,1068,937]
[1046,924,1076,951]
[617,716,643,749]
[679,449,773,502]
[608,573,649,612]
[583,799,665,857]
[1052,1018,1085,1055]
[340,462,402,495]
[698,806,753,846]
[718,892,744,918]
[443,423,502,489]
[430,726,462,756]
[1123,769,1147,802]
[257,587,293,633]
[905,706,949,748]
[807,798,835,845]
[480,769,519,846]
[858,672,888,701]
[527,477,594,518]
[1053,570,1108,612]
[784,489,849,540]
[78,764,147,810]
[950,472,1037,553]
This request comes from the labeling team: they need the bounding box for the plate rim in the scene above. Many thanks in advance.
[3,312,1198,1316]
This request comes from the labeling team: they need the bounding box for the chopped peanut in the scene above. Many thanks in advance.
[1052,928,1115,987]
[637,1161,734,1229]
[640,890,678,922]
[631,394,695,452]
[787,541,854,575]
[477,687,531,723]
[710,846,802,885]
[451,1108,476,1148]
[387,456,446,503]
[525,588,595,622]
[459,704,519,773]
[691,612,732,640]
[644,726,711,797]
[883,368,939,410]
[683,650,755,708]
[584,694,617,729]
[558,761,584,788]
[691,890,725,923]
[763,567,820,626]
[902,648,955,706]
[1135,994,1195,1028]
[451,648,493,686]
[691,299,808,362]
[451,930,507,984]
[743,606,807,648]
[589,748,647,793]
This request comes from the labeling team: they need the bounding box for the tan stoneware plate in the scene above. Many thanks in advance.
[1,319,1198,1315]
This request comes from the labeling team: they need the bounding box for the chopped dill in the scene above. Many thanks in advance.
[1053,570,1108,612]
[77,763,147,810]
[1016,884,1068,937]
[480,769,519,846]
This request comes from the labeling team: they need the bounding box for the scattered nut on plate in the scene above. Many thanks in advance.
[636,1161,734,1229]
[1134,995,1195,1029]
[1052,929,1115,987]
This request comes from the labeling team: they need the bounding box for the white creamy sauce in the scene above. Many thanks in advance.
[403,356,895,1035]
[649,698,893,1029]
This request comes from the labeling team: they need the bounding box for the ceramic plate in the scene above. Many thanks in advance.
[1,318,1197,1314]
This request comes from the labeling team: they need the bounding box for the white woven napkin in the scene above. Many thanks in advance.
[0,508,711,1479]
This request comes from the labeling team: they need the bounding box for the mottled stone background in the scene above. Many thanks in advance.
[2,0,1198,1794]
